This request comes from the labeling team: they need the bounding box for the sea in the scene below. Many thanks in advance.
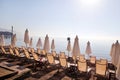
[4,37,115,61]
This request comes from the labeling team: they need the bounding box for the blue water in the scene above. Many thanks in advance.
[5,37,114,61]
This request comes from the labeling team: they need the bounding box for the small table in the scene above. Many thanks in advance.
[108,70,116,80]
[65,65,78,79]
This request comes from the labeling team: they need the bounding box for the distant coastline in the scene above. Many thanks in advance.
[0,26,13,38]
[0,31,13,38]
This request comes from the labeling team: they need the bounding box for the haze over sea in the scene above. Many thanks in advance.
[5,36,114,61]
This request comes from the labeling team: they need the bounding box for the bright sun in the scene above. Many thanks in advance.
[80,0,101,7]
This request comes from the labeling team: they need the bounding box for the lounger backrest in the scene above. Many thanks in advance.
[59,52,65,58]
[59,57,67,68]
[9,48,14,55]
[22,47,26,51]
[14,48,20,57]
[79,55,85,61]
[52,51,56,57]
[96,61,107,76]
[37,48,41,54]
[72,55,76,61]
[32,53,39,61]
[41,50,46,55]
[47,53,55,64]
[100,59,107,64]
[77,60,87,72]
[31,48,34,53]
[1,46,6,54]
[90,56,96,64]
[24,50,31,59]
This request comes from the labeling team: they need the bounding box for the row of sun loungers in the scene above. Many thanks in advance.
[0,45,118,80]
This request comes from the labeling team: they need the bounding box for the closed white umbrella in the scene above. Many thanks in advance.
[114,40,120,67]
[29,37,33,48]
[116,42,120,80]
[24,29,29,47]
[36,38,42,49]
[72,35,80,57]
[0,35,5,46]
[116,51,120,79]
[67,40,71,57]
[110,43,115,57]
[85,41,92,57]
[110,43,116,65]
[51,39,55,51]
[11,34,17,47]
[110,41,120,79]
[43,34,50,53]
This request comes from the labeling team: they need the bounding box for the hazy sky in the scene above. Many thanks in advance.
[0,0,120,40]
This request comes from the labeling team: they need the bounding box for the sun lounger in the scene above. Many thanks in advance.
[89,56,96,67]
[93,60,108,80]
[59,52,66,58]
[77,60,91,79]
[0,66,18,80]
[51,51,59,60]
[31,52,46,71]
[0,61,31,80]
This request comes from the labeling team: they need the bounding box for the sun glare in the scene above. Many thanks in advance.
[80,0,101,7]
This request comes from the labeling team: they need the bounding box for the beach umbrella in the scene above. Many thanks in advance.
[36,37,42,49]
[72,35,80,57]
[0,35,5,46]
[24,29,29,47]
[114,40,120,67]
[51,39,55,51]
[67,40,71,57]
[11,34,17,47]
[43,34,50,53]
[29,37,33,48]
[111,40,120,67]
[116,50,120,79]
[110,43,115,57]
[85,41,92,57]
[110,43,116,65]
[0,37,1,44]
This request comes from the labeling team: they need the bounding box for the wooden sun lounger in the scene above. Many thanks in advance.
[0,66,18,80]
[0,61,31,80]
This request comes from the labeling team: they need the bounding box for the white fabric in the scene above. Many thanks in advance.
[43,35,50,53]
[72,35,80,57]
[116,54,120,80]
[29,37,33,47]
[24,29,29,47]
[110,43,115,57]
[85,41,92,55]
[114,41,120,66]
[51,39,55,51]
[36,38,42,49]
[67,41,71,52]
[111,44,116,66]
[11,34,17,47]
